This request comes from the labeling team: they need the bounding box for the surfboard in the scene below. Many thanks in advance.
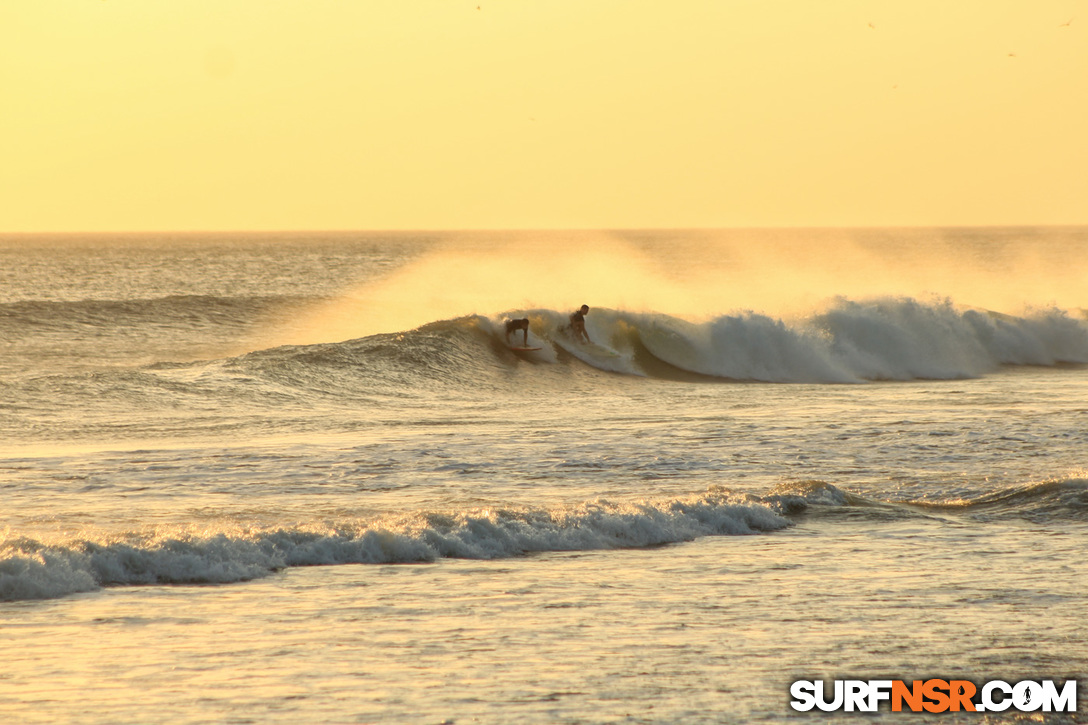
[577,341,621,358]
[509,346,543,352]
[553,335,622,360]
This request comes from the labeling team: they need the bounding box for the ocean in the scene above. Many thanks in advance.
[1,228,1086,723]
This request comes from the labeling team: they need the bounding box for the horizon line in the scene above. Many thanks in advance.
[3,222,1087,236]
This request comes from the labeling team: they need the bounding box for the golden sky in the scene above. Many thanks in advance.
[2,1,1085,231]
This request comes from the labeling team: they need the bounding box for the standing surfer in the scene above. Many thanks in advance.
[569,304,591,343]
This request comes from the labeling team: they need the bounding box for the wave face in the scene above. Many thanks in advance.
[222,298,1088,392]
[0,491,792,601]
[365,299,1088,385]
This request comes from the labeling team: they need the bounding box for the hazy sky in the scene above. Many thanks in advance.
[2,1,1085,231]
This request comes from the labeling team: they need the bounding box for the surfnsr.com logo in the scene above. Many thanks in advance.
[790,679,1077,713]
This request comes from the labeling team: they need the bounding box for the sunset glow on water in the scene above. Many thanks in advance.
[2,2,1086,722]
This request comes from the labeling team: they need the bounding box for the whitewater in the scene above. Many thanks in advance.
[1,228,1086,723]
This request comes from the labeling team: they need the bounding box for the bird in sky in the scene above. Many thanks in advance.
[1059,17,1073,27]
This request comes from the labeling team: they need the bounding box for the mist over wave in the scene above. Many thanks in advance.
[4,294,1085,445]
[252,296,1088,387]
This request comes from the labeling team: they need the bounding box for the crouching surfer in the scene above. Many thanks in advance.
[504,317,530,346]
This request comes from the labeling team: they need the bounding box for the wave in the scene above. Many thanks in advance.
[7,294,1086,385]
[772,475,1088,519]
[192,298,1084,397]
[620,299,1088,382]
[907,476,1088,522]
[5,477,1084,602]
[4,298,1086,436]
[0,490,792,602]
[772,476,1088,523]
[264,298,1088,386]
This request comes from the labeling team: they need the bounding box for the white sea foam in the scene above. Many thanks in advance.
[813,299,1088,379]
[0,492,791,602]
[635,310,854,382]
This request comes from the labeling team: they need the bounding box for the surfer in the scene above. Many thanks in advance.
[505,317,530,346]
[569,304,591,343]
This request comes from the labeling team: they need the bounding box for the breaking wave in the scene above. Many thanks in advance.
[7,475,1083,602]
[584,298,1088,382]
[0,490,792,601]
[252,297,1088,386]
[4,296,1085,443]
